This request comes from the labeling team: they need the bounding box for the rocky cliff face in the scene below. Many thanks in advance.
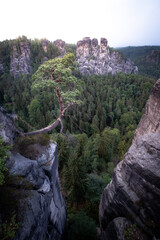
[0,63,4,71]
[0,107,19,144]
[76,37,138,75]
[10,41,31,78]
[133,79,160,142]
[0,108,66,240]
[41,39,50,53]
[54,39,66,56]
[6,36,138,78]
[9,38,65,78]
[99,79,160,240]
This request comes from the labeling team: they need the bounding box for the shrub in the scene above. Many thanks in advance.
[0,137,10,185]
[0,212,19,240]
[68,211,97,240]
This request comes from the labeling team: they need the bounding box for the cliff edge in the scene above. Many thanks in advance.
[99,79,160,240]
[0,108,66,240]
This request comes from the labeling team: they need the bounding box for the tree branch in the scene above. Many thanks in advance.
[24,118,60,136]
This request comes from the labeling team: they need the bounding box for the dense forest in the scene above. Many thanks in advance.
[118,46,160,79]
[0,37,158,239]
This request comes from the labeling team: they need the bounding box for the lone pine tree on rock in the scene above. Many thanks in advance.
[25,53,82,136]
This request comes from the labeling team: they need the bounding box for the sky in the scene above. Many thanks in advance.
[0,0,160,47]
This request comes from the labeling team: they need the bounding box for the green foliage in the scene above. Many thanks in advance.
[14,116,33,133]
[55,134,70,170]
[124,223,149,240]
[0,138,10,185]
[101,162,114,185]
[65,43,76,55]
[118,46,160,79]
[68,210,97,240]
[85,173,105,204]
[32,53,81,96]
[30,39,60,73]
[0,212,19,240]
[30,53,82,129]
[14,135,50,159]
[64,74,154,135]
[63,145,88,206]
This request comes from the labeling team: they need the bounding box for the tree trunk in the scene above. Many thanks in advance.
[24,103,75,136]
[24,118,60,136]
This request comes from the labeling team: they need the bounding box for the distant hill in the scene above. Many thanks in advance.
[118,46,160,79]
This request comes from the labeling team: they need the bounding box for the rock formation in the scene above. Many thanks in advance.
[76,37,138,75]
[54,39,66,56]
[9,38,66,77]
[10,41,31,78]
[0,108,66,240]
[0,63,3,72]
[99,79,160,240]
[133,79,160,142]
[41,39,50,53]
[0,107,20,144]
[7,36,138,78]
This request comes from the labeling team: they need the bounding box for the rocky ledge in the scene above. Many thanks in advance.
[7,143,66,240]
[0,108,66,240]
[76,37,138,75]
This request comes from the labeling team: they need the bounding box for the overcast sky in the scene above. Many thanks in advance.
[1,0,160,47]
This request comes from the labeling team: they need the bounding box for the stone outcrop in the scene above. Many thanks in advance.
[99,217,131,240]
[54,39,66,56]
[0,108,66,240]
[41,39,50,53]
[76,37,138,75]
[99,79,160,240]
[0,107,20,144]
[10,41,31,78]
[7,144,66,240]
[133,79,160,142]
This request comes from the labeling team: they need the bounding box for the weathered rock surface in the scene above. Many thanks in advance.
[99,217,131,240]
[76,37,138,75]
[0,107,19,144]
[10,41,31,78]
[0,63,4,71]
[99,79,160,240]
[133,79,160,142]
[0,109,66,240]
[6,143,66,240]
[54,39,66,56]
[41,39,49,53]
[99,132,160,239]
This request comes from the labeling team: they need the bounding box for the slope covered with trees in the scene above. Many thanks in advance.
[118,46,160,79]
